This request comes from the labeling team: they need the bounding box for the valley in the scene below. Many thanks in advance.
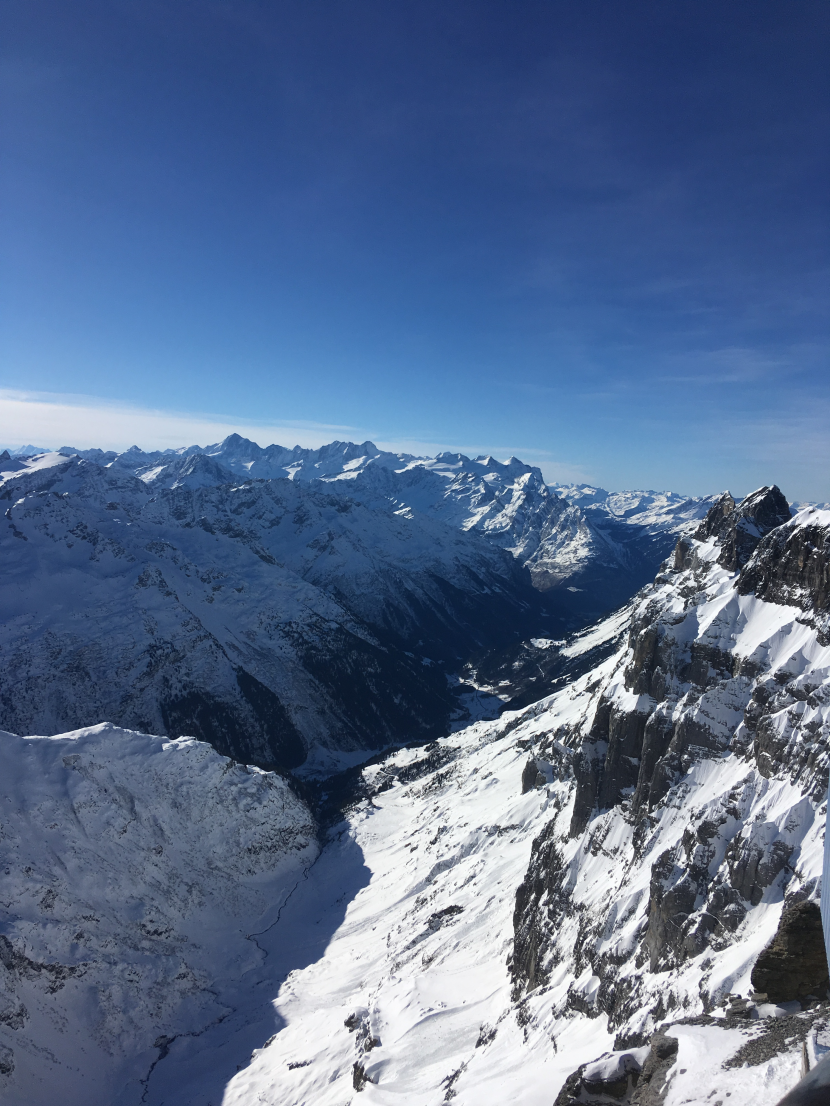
[1,441,829,1105]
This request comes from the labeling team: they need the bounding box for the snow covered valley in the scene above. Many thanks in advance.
[2,468,830,1105]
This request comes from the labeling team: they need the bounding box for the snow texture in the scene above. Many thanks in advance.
[0,724,316,1105]
[55,435,716,605]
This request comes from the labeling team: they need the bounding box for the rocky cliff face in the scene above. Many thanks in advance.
[692,485,791,571]
[738,510,830,622]
[511,491,830,1045]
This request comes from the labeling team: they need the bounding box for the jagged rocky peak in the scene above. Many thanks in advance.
[571,483,821,839]
[737,506,830,618]
[691,484,791,571]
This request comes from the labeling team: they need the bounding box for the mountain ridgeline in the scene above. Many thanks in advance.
[0,437,715,772]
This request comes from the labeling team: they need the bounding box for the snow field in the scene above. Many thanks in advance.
[0,724,317,1106]
[223,553,830,1106]
[223,722,587,1105]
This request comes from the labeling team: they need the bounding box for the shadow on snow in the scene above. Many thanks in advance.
[140,828,370,1106]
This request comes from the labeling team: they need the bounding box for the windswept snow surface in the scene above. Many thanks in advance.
[153,711,612,1106]
[0,724,317,1106]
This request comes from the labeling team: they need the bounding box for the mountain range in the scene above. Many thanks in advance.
[0,437,716,772]
[1,439,829,1105]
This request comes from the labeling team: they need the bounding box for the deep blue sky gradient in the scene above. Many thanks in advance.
[1,1,828,496]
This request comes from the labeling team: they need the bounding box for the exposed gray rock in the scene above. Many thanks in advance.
[568,501,783,835]
[554,1035,676,1106]
[554,1050,643,1104]
[726,827,793,907]
[694,486,791,572]
[0,1044,13,1077]
[511,820,570,994]
[521,756,546,793]
[747,684,830,799]
[352,1061,373,1090]
[629,1033,678,1105]
[751,901,830,1003]
[723,1003,829,1069]
[738,516,830,616]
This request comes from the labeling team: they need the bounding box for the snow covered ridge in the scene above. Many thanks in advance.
[509,488,830,1095]
[0,485,826,1105]
[0,452,549,770]
[45,434,718,610]
[211,487,830,1106]
[0,441,716,768]
[0,723,317,1106]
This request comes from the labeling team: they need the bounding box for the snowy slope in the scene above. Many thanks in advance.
[3,484,827,1105]
[5,441,719,767]
[0,723,317,1106]
[144,488,830,1106]
[56,437,708,612]
[0,455,550,769]
[550,483,715,531]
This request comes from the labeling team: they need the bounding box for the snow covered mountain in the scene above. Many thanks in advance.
[0,452,551,772]
[0,723,316,1105]
[0,440,717,767]
[2,483,829,1105]
[214,488,830,1106]
[62,436,718,615]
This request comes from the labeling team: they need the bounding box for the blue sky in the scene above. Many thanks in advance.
[1,1,828,498]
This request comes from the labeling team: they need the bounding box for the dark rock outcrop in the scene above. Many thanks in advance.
[567,486,795,838]
[642,850,697,972]
[694,486,791,572]
[352,1061,372,1091]
[639,808,802,975]
[511,821,570,994]
[554,1035,677,1106]
[629,1034,678,1105]
[554,1051,643,1105]
[750,900,830,1003]
[738,517,830,615]
[521,756,545,793]
[726,828,793,908]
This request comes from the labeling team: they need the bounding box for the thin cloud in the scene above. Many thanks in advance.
[0,390,361,453]
[0,391,597,484]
